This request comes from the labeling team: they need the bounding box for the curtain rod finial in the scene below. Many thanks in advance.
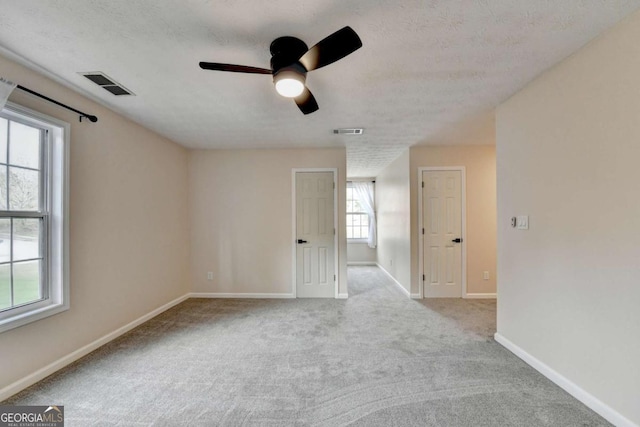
[80,115,98,123]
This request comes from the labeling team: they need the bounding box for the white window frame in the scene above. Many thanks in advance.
[346,182,369,242]
[0,102,69,333]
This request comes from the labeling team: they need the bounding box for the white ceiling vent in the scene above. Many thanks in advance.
[79,72,135,96]
[333,128,363,135]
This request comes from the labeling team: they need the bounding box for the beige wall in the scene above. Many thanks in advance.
[496,10,640,425]
[375,150,411,293]
[0,54,190,389]
[410,145,497,296]
[188,149,348,296]
[347,242,376,264]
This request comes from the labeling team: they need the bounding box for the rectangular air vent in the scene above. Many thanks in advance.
[333,128,363,135]
[79,72,134,96]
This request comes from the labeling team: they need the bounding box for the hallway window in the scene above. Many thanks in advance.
[346,182,369,239]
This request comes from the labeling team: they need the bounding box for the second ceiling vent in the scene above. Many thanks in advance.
[333,128,364,135]
[80,72,134,96]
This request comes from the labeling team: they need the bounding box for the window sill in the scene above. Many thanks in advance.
[348,239,370,244]
[0,301,69,334]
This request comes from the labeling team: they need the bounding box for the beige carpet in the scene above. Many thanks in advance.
[4,266,609,426]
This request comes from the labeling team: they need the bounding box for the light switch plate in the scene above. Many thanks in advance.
[517,215,529,230]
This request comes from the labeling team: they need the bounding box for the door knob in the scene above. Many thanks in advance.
[297,239,308,244]
[451,238,462,243]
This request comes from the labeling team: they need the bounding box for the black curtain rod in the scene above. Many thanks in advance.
[16,85,98,123]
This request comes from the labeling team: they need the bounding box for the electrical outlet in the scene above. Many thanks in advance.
[483,271,489,280]
[207,272,213,280]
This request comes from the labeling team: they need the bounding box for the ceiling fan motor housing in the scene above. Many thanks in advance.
[270,36,309,73]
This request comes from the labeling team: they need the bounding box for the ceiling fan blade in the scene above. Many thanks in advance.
[295,87,319,115]
[199,62,272,74]
[299,26,362,72]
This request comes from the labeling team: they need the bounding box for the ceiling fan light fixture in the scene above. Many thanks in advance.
[273,69,305,98]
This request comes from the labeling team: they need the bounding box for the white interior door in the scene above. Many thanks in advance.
[296,172,335,298]
[422,170,463,298]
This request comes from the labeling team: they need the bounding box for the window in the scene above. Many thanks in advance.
[0,103,69,333]
[346,183,369,240]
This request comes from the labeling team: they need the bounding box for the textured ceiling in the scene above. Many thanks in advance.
[0,1,639,177]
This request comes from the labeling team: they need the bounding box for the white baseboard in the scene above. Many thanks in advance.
[336,293,349,299]
[465,293,497,299]
[189,292,294,299]
[376,263,410,298]
[411,293,422,299]
[347,262,377,266]
[494,333,637,427]
[0,293,190,402]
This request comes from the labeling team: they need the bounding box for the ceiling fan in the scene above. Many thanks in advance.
[199,26,362,115]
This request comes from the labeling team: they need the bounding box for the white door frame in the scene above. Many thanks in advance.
[417,166,467,299]
[291,168,339,298]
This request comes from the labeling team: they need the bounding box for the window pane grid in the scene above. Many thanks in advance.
[346,213,369,240]
[0,116,46,313]
[0,162,41,172]
[346,184,370,239]
[0,215,45,312]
